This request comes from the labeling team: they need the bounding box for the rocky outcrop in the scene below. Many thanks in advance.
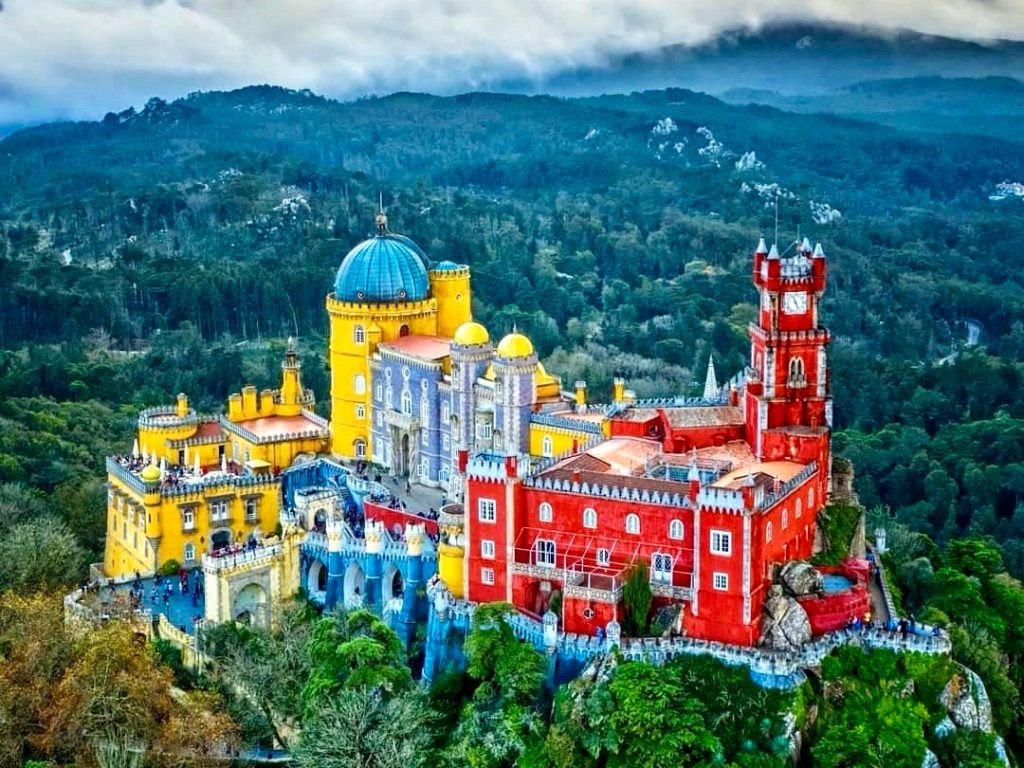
[760,585,812,651]
[780,561,824,597]
[940,668,992,732]
[650,603,682,638]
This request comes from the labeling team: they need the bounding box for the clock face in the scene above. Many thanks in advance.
[782,292,808,315]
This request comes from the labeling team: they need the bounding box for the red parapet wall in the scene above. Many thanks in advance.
[364,501,439,538]
[798,564,871,634]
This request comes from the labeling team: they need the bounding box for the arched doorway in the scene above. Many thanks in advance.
[233,583,268,629]
[382,563,404,605]
[400,434,410,477]
[343,562,366,608]
[307,560,327,602]
[211,529,231,551]
[314,509,327,532]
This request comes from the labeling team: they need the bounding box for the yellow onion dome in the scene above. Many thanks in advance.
[453,321,490,346]
[496,332,535,359]
[140,464,161,483]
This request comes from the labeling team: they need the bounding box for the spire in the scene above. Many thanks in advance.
[801,236,812,253]
[813,242,826,259]
[767,243,780,260]
[755,237,768,255]
[375,195,388,235]
[703,354,719,400]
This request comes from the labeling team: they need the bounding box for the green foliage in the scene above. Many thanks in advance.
[932,729,1004,768]
[621,561,653,636]
[156,559,181,577]
[0,519,86,591]
[812,502,862,565]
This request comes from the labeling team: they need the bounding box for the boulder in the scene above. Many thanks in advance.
[650,603,682,638]
[940,668,992,732]
[779,561,824,597]
[760,587,812,651]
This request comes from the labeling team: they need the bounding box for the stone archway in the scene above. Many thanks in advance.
[211,528,232,552]
[382,563,405,605]
[343,561,366,609]
[307,559,327,602]
[233,582,268,629]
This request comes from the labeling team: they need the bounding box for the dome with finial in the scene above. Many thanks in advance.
[140,464,161,483]
[333,211,429,303]
[453,321,490,347]
[496,331,535,359]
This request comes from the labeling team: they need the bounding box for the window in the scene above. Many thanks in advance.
[375,383,383,402]
[122,522,127,539]
[376,411,383,426]
[420,397,430,423]
[597,548,611,566]
[442,434,450,451]
[478,498,496,523]
[355,440,366,458]
[481,568,495,585]
[356,404,365,419]
[245,498,258,522]
[782,509,789,529]
[542,435,553,458]
[651,553,673,583]
[210,500,229,523]
[441,402,450,423]
[713,572,729,591]
[440,467,450,485]
[184,543,196,562]
[476,421,492,440]
[808,488,815,508]
[538,502,553,523]
[420,457,429,477]
[385,386,393,409]
[535,539,556,568]
[583,508,597,529]
[354,325,365,344]
[421,429,429,447]
[625,513,640,535]
[710,530,732,555]
[354,374,366,395]
[481,540,495,559]
[669,519,684,540]
[788,356,805,380]
[765,522,773,543]
[795,499,802,518]
[401,390,412,416]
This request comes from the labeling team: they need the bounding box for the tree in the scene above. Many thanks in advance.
[622,561,652,636]
[297,687,435,768]
[0,519,86,591]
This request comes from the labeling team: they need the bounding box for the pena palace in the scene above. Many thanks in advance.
[100,209,840,651]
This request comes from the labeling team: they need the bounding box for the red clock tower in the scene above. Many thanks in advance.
[744,237,832,465]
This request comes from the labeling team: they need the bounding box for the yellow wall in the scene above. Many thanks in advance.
[438,542,465,599]
[327,295,440,458]
[529,423,597,458]
[228,433,328,471]
[104,474,282,578]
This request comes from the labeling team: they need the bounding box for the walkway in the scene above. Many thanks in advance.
[104,574,206,635]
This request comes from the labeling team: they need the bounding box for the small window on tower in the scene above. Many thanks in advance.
[625,514,640,535]
[583,508,597,529]
[542,435,554,458]
[354,325,365,344]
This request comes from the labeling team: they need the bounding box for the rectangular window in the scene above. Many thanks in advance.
[210,500,230,523]
[481,568,495,585]
[713,572,729,591]
[476,422,492,440]
[710,530,732,556]
[421,430,429,447]
[597,548,611,566]
[478,498,496,523]
[536,539,556,568]
[182,508,195,531]
[245,499,258,522]
[375,383,383,402]
[442,434,450,451]
[481,539,495,559]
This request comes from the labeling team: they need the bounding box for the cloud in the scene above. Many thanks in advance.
[1,0,1023,123]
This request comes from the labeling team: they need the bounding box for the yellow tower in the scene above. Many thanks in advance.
[328,212,446,459]
[429,262,472,339]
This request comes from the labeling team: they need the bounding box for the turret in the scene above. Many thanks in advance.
[574,380,587,412]
[279,341,303,417]
[687,459,701,502]
[613,377,626,405]
[702,356,718,400]
[176,392,189,418]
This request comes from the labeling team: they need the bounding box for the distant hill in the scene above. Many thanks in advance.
[720,76,1024,142]
[505,23,1024,99]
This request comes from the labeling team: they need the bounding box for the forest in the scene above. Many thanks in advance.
[2,81,1024,765]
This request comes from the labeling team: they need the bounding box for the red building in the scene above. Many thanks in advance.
[463,237,832,646]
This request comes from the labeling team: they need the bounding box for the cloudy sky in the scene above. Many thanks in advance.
[1,0,1023,124]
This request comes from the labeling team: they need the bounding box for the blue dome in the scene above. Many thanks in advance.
[334,234,430,303]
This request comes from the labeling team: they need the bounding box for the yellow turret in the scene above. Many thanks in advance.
[429,262,472,339]
[279,340,304,417]
[176,393,189,418]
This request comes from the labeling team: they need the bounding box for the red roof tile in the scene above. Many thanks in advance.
[233,414,324,440]
[379,334,451,361]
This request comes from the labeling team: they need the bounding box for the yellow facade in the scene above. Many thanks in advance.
[529,422,596,459]
[429,266,472,339]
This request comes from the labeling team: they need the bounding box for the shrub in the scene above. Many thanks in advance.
[157,558,181,576]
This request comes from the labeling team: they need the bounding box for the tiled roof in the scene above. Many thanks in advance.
[379,334,451,361]
[231,414,325,441]
[663,406,745,428]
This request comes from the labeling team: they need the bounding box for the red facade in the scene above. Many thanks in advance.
[463,238,833,647]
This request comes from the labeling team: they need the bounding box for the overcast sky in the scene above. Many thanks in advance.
[1,0,1022,124]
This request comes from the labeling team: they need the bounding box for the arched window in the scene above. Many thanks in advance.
[597,548,611,566]
[535,539,556,568]
[401,389,412,416]
[184,543,195,562]
[583,508,597,529]
[420,396,430,424]
[542,435,554,458]
[669,519,684,540]
[765,522,773,543]
[538,502,553,523]
[795,499,802,518]
[354,325,365,344]
[808,487,815,508]
[399,324,410,337]
[782,509,789,529]
[625,514,640,535]
[355,440,367,458]
[441,402,450,423]
[788,356,805,380]
[385,385,393,409]
[354,374,366,395]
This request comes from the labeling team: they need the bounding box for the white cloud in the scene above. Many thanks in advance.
[1,0,1023,123]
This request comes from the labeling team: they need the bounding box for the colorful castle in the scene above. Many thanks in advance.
[101,213,839,656]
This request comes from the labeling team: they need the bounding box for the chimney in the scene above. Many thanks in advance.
[505,455,518,479]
